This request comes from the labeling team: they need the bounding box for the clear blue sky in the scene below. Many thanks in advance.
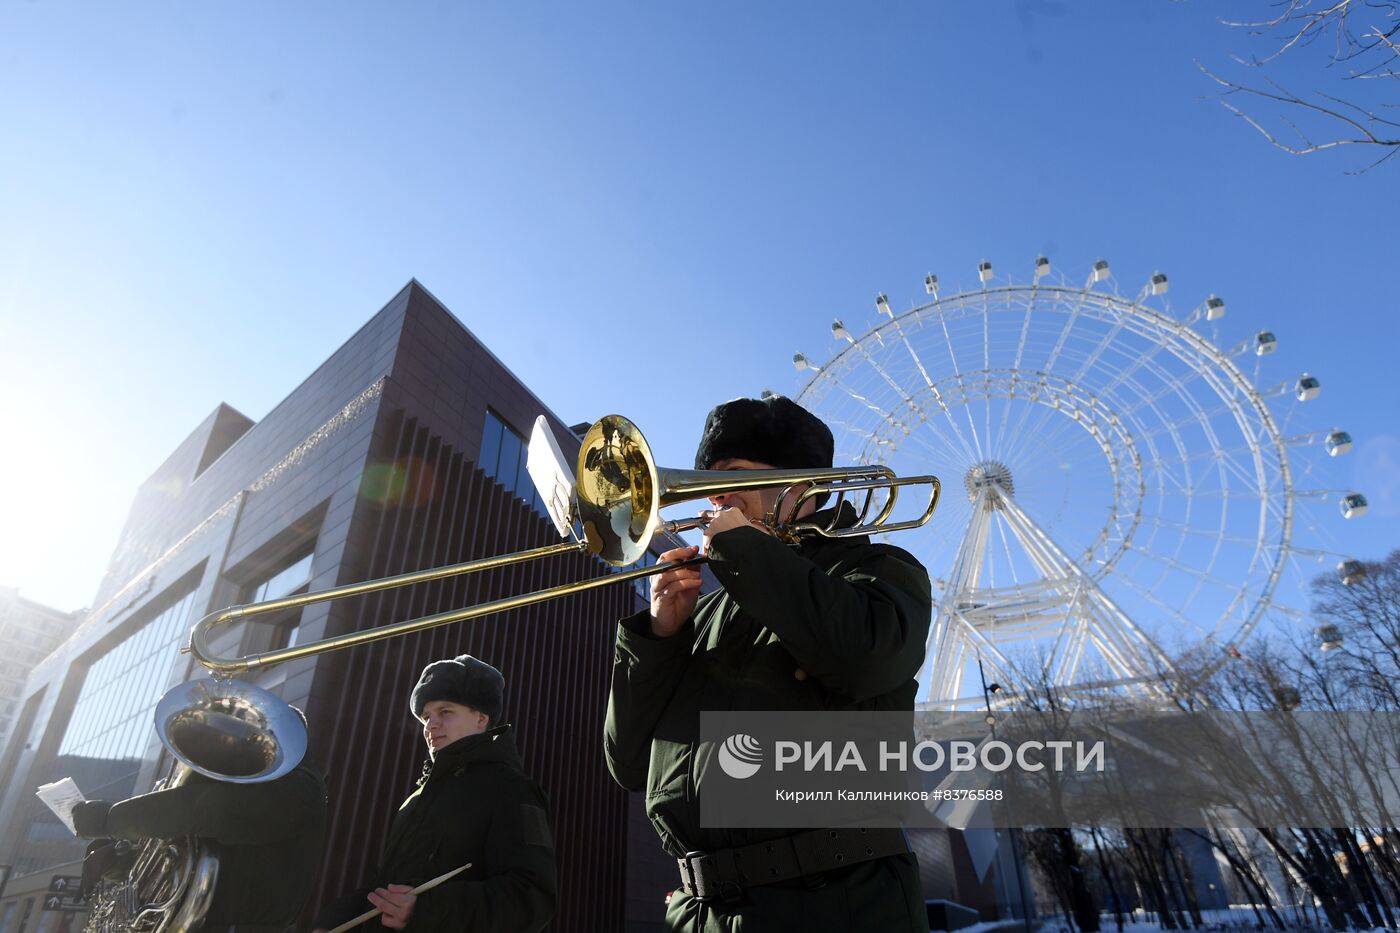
[1,1,1395,617]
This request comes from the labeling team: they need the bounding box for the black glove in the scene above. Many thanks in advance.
[81,839,134,898]
[73,800,113,837]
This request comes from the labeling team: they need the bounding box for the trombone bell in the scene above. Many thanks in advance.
[576,415,661,566]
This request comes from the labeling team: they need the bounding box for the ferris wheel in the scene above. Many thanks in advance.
[792,258,1366,709]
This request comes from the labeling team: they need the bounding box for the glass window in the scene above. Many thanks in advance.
[482,411,557,522]
[480,413,503,479]
[496,427,522,497]
[241,551,315,652]
[246,552,314,603]
[18,585,200,874]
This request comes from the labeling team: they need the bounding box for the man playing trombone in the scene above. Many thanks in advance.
[604,395,933,932]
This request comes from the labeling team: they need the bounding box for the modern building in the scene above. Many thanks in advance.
[0,591,81,753]
[0,281,676,932]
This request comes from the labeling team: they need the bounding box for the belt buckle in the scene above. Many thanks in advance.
[679,850,710,900]
[679,851,742,905]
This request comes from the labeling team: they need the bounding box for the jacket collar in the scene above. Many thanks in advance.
[429,723,521,772]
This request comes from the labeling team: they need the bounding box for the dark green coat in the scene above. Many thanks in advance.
[103,763,327,927]
[605,509,933,932]
[315,726,555,933]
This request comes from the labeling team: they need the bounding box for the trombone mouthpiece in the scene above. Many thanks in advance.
[658,516,710,535]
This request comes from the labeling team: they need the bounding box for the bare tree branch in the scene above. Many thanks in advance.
[1198,59,1400,171]
[1207,0,1400,169]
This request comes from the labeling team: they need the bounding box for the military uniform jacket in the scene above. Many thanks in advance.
[316,726,555,933]
[604,507,933,931]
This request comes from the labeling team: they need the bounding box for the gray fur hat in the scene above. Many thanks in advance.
[409,654,504,723]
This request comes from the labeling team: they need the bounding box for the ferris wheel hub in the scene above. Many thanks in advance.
[964,460,1015,507]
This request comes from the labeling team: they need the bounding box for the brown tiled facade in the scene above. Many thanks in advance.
[0,281,673,932]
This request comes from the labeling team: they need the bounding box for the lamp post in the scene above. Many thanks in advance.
[977,656,1032,933]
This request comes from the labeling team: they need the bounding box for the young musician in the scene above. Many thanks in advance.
[313,655,555,933]
[604,396,933,932]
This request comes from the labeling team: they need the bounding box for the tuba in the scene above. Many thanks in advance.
[82,763,218,933]
[83,680,304,933]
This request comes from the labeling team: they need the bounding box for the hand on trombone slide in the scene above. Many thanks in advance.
[650,504,778,637]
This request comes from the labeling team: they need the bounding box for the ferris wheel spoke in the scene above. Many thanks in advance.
[1145,516,1261,548]
[888,317,982,462]
[899,421,981,470]
[932,310,987,459]
[1013,342,1161,465]
[1169,440,1277,470]
[1069,316,1133,388]
[1003,399,1122,472]
[1116,366,1221,425]
[1105,570,1214,637]
[815,369,920,440]
[1121,542,1247,594]
[1262,600,1307,622]
[845,334,941,440]
[1040,284,1095,375]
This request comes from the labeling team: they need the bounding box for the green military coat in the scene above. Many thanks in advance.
[605,507,934,932]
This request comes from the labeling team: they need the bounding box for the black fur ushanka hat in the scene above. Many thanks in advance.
[693,395,834,471]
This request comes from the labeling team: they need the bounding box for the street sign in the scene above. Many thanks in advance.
[42,893,85,912]
[47,875,82,894]
[43,875,86,911]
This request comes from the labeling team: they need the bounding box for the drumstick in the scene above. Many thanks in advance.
[325,862,473,933]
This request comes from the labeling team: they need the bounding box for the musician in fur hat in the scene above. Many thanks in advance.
[604,395,933,932]
[312,654,555,933]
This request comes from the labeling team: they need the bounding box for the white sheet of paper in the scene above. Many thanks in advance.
[526,415,575,538]
[36,778,87,835]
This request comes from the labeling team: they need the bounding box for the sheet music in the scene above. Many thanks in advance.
[36,777,87,835]
[526,415,575,538]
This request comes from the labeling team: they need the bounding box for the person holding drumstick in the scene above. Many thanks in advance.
[604,395,933,932]
[313,655,555,933]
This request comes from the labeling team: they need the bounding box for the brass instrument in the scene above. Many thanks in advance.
[156,413,941,779]
[85,678,303,933]
[82,763,219,933]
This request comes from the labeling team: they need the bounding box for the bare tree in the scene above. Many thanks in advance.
[1202,0,1400,171]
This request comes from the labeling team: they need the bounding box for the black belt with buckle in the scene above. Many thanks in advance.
[676,827,909,904]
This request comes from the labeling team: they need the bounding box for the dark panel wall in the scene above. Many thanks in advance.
[305,407,640,932]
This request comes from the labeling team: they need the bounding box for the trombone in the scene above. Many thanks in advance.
[157,414,940,779]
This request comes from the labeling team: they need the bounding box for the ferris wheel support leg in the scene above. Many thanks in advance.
[996,491,1176,691]
[924,489,998,705]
